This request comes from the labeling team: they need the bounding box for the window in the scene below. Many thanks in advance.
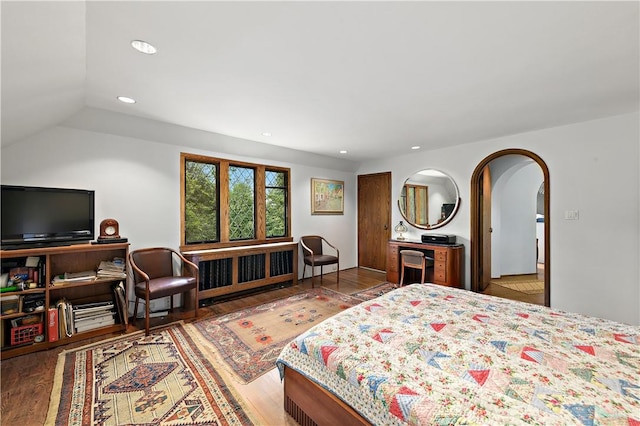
[265,169,288,238]
[180,153,291,250]
[228,165,255,240]
[184,159,218,244]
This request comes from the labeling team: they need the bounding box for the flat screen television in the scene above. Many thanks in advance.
[1,185,95,249]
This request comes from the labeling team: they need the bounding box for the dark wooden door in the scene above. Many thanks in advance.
[358,172,391,271]
[480,166,492,290]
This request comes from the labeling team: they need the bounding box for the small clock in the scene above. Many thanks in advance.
[98,218,120,240]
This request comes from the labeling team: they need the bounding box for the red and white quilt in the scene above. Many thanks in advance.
[277,284,639,425]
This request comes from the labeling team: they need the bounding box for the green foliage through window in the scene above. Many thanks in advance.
[181,153,290,249]
[185,160,218,244]
[229,166,255,240]
[266,170,287,237]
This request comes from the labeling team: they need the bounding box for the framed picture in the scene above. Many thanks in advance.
[311,178,344,215]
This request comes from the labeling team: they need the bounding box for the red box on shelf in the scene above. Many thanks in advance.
[10,323,43,346]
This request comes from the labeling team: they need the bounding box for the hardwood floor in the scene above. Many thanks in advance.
[0,267,385,426]
[481,264,545,306]
[0,267,539,425]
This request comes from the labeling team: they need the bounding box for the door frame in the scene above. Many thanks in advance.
[470,148,550,307]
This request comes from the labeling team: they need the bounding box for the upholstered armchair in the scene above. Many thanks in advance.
[128,247,199,335]
[300,235,339,288]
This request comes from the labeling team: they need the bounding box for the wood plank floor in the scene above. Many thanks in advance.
[482,264,545,306]
[0,267,384,425]
[0,267,539,425]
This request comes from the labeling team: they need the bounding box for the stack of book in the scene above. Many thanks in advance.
[51,270,97,285]
[97,258,127,279]
[73,301,116,333]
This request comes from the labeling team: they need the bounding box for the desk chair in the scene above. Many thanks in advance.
[399,250,433,286]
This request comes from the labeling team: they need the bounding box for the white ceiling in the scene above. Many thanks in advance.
[2,1,639,162]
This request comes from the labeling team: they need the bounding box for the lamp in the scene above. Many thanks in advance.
[394,220,408,240]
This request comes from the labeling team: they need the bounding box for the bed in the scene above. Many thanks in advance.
[276,284,639,425]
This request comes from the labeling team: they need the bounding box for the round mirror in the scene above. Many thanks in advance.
[398,169,460,230]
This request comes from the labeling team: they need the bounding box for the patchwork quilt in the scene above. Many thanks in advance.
[276,284,639,425]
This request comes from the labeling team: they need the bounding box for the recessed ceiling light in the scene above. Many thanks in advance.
[261,132,272,137]
[411,146,421,150]
[339,150,347,154]
[131,40,157,55]
[117,96,136,104]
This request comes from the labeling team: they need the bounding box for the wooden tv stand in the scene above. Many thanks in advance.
[387,239,464,288]
[0,243,129,359]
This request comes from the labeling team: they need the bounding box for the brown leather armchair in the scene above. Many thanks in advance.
[128,247,199,335]
[300,235,339,288]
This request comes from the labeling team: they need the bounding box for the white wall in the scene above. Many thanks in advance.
[0,126,358,281]
[357,112,640,325]
[491,159,542,277]
[1,112,638,324]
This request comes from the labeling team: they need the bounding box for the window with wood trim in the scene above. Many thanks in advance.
[180,153,291,250]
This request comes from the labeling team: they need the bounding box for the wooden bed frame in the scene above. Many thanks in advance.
[283,366,370,426]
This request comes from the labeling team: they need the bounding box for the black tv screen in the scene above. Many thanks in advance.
[1,185,95,249]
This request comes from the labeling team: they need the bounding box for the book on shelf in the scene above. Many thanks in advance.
[73,306,114,321]
[97,258,127,279]
[75,314,116,333]
[74,309,114,321]
[51,270,97,285]
[75,312,115,326]
[72,300,114,311]
[56,298,74,338]
[48,307,59,342]
[73,307,114,320]
[72,300,116,330]
[64,270,97,281]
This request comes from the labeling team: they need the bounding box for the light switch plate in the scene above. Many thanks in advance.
[564,210,579,220]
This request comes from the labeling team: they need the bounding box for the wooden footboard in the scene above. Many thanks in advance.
[283,366,370,426]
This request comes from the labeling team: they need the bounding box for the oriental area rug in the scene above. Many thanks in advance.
[45,322,256,426]
[350,282,398,301]
[188,288,362,383]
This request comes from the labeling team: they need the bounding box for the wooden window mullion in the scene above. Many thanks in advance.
[219,160,230,243]
[255,165,266,241]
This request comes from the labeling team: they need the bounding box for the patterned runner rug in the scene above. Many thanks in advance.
[350,282,398,300]
[46,322,256,426]
[188,287,362,383]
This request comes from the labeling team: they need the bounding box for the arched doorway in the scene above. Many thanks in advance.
[470,149,550,307]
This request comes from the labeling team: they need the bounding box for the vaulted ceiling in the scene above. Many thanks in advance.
[2,1,638,162]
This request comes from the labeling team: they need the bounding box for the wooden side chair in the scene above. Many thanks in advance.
[300,235,339,288]
[399,250,433,286]
[128,247,199,335]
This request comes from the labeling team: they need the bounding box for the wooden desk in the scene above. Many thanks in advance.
[387,239,464,288]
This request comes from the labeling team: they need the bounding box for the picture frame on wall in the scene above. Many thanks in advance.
[311,178,344,215]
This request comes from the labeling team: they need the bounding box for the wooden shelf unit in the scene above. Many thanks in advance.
[182,241,298,302]
[387,239,464,288]
[0,243,129,359]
